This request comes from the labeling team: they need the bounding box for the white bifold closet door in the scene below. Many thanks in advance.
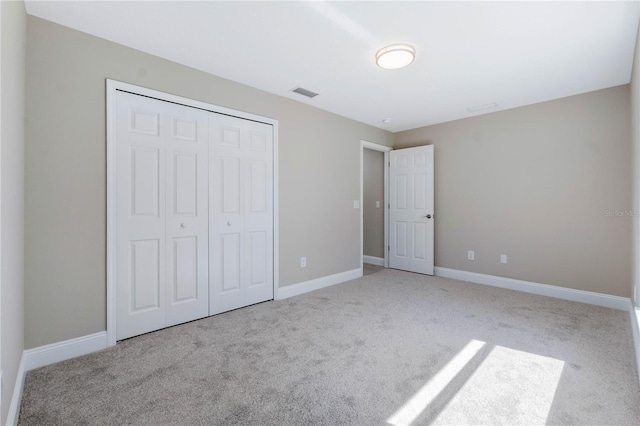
[116,91,209,340]
[209,113,274,315]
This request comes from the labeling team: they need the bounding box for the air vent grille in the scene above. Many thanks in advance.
[467,102,499,113]
[291,87,319,98]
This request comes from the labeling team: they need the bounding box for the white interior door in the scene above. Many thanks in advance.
[116,91,209,340]
[389,145,434,275]
[209,113,274,315]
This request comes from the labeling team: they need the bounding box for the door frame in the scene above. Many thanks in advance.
[106,79,279,347]
[360,140,392,269]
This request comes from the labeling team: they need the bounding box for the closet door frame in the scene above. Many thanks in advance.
[106,79,279,347]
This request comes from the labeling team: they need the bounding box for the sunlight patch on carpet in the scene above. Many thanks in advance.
[388,342,565,425]
[387,339,487,426]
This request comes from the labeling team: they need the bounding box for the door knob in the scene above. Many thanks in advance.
[424,214,432,219]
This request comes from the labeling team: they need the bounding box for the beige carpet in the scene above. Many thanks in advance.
[19,269,640,425]
[363,262,384,276]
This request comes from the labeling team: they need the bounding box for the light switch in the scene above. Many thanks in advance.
[376,201,381,208]
[354,200,360,209]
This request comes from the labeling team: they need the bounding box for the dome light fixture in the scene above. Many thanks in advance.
[375,44,415,70]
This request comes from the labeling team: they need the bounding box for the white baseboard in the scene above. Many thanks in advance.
[630,303,640,384]
[363,255,384,266]
[7,353,26,426]
[6,332,108,425]
[277,268,363,300]
[23,331,108,372]
[434,267,629,311]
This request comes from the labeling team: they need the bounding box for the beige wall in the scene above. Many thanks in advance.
[24,16,393,349]
[632,22,640,307]
[395,86,631,298]
[1,1,26,423]
[363,149,385,259]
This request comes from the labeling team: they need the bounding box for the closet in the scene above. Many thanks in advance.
[114,89,274,340]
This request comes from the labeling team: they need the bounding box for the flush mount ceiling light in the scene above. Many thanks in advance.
[375,44,415,70]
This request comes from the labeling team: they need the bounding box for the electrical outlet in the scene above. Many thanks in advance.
[500,254,507,264]
[467,250,474,261]
[300,256,307,268]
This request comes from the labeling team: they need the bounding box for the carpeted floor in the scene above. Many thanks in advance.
[19,269,640,425]
[363,262,384,276]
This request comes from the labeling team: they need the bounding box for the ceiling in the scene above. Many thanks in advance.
[25,1,640,132]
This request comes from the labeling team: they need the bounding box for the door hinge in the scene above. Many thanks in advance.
[388,245,390,252]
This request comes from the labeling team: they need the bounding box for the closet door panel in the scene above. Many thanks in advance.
[165,102,209,327]
[243,121,273,306]
[116,92,167,340]
[116,92,209,340]
[210,114,273,314]
[210,118,245,313]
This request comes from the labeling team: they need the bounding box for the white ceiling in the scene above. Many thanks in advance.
[26,1,640,132]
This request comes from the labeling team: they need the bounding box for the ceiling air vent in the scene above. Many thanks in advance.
[467,102,499,113]
[291,87,319,99]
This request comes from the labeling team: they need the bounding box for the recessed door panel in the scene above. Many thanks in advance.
[250,161,267,213]
[172,118,197,141]
[131,147,160,217]
[250,132,266,152]
[395,222,408,258]
[413,222,426,260]
[130,109,159,136]
[249,231,267,287]
[221,127,240,148]
[396,175,408,210]
[414,173,426,210]
[171,237,198,302]
[130,239,161,312]
[222,157,241,214]
[173,152,197,216]
[222,233,241,292]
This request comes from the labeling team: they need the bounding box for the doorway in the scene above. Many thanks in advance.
[360,141,435,276]
[360,141,391,270]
